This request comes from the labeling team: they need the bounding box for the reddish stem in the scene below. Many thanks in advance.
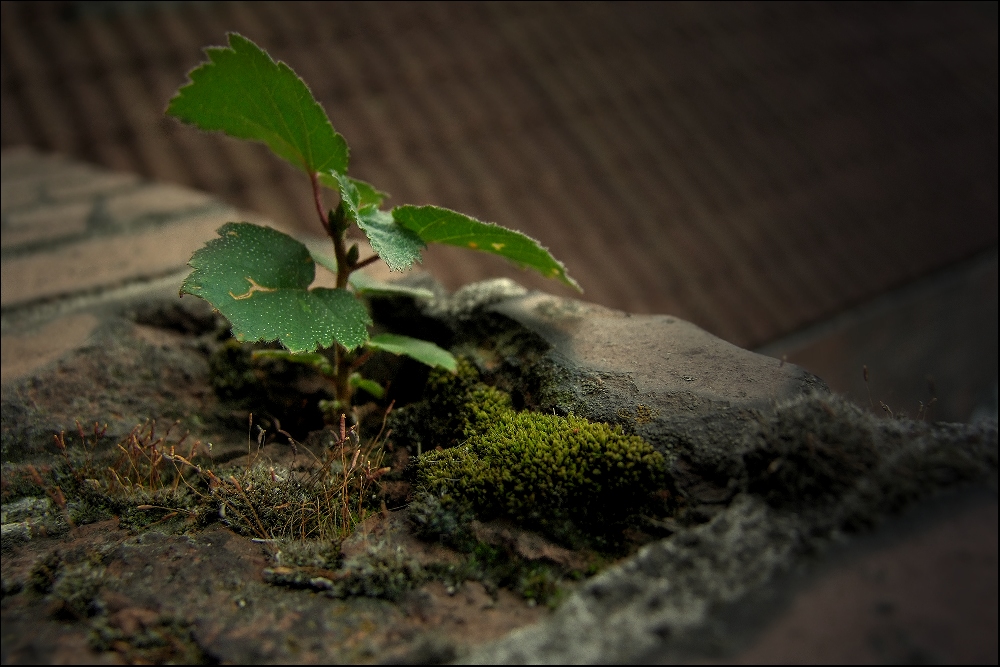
[353,254,381,271]
[310,171,330,235]
[309,170,369,418]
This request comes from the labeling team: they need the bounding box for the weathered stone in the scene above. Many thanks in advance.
[466,395,998,664]
[0,313,99,385]
[2,148,995,664]
[495,292,825,409]
[417,281,829,507]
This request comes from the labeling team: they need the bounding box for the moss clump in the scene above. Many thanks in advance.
[743,395,882,509]
[407,491,477,551]
[272,538,343,570]
[331,545,426,600]
[1,496,69,549]
[460,541,574,608]
[264,542,427,601]
[418,410,665,529]
[51,560,107,618]
[214,462,370,543]
[743,393,998,524]
[415,363,666,538]
[27,545,115,619]
[388,359,512,454]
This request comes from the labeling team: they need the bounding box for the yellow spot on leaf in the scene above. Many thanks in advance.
[492,243,505,251]
[229,276,277,300]
[468,241,478,249]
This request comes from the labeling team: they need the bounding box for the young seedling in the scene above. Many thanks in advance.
[166,33,578,419]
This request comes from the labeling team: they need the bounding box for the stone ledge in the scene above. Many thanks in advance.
[0,148,995,663]
[0,148,272,384]
[0,148,383,386]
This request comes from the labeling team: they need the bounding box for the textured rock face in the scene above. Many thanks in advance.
[418,279,827,420]
[493,292,828,417]
[419,280,832,515]
[408,279,998,664]
[490,293,828,483]
[2,277,996,664]
[462,392,997,664]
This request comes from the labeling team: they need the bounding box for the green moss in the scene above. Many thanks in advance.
[273,539,342,570]
[1,463,53,503]
[459,541,570,607]
[518,562,566,608]
[28,550,63,594]
[418,411,664,535]
[388,359,512,454]
[332,545,426,600]
[27,545,115,619]
[407,491,477,551]
[264,542,427,601]
[215,463,353,542]
[51,560,106,618]
[1,495,71,548]
[113,486,203,533]
[410,365,667,543]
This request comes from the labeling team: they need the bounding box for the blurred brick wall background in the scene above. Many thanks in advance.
[2,1,996,417]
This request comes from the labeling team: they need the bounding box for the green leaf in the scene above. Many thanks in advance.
[349,178,389,212]
[166,33,348,176]
[305,238,434,299]
[317,172,388,212]
[392,205,580,290]
[350,373,386,399]
[323,171,424,272]
[328,171,363,225]
[367,333,457,371]
[357,209,426,272]
[181,222,371,352]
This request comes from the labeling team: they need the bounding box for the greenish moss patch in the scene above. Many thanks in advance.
[388,358,512,454]
[409,362,668,545]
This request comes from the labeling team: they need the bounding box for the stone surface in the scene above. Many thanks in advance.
[0,148,244,310]
[491,293,829,492]
[494,292,826,415]
[2,150,997,664]
[0,148,231,389]
[0,313,99,385]
[411,280,831,512]
[464,399,997,664]
[730,493,998,664]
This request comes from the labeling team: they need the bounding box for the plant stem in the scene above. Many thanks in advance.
[310,170,357,417]
[353,254,380,271]
[310,171,352,290]
[310,171,330,236]
[333,344,353,419]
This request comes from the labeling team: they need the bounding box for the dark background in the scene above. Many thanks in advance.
[2,1,996,420]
